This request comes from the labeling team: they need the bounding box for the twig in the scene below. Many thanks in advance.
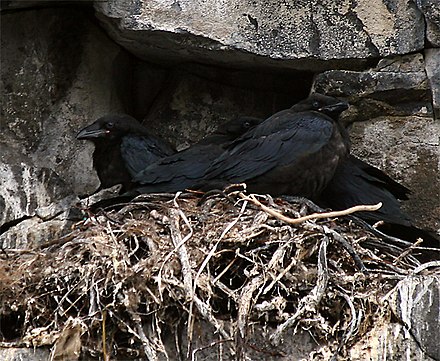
[412,261,440,274]
[38,231,79,249]
[168,209,193,302]
[331,289,359,360]
[102,309,107,361]
[191,338,234,361]
[211,258,237,285]
[157,195,194,300]
[262,257,297,295]
[239,193,381,225]
[235,274,266,361]
[121,306,159,361]
[322,225,367,273]
[235,239,297,359]
[393,238,424,265]
[270,237,329,346]
[169,194,232,356]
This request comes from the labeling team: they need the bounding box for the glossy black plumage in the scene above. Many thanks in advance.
[317,155,409,218]
[199,93,350,198]
[317,155,439,248]
[76,114,175,190]
[131,116,263,194]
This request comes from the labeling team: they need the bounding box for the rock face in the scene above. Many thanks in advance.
[0,8,129,245]
[425,48,440,119]
[95,0,425,70]
[389,275,440,360]
[313,54,432,121]
[1,0,439,359]
[416,0,440,46]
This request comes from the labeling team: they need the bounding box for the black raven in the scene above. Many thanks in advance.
[131,116,263,194]
[316,155,410,223]
[317,155,440,248]
[198,93,350,198]
[76,114,175,190]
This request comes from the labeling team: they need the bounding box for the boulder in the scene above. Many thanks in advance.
[416,0,440,46]
[425,48,440,120]
[313,54,432,121]
[94,0,425,70]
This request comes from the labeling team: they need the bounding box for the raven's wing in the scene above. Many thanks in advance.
[203,111,334,183]
[134,143,223,186]
[319,159,440,249]
[348,156,410,200]
[319,159,412,226]
[121,135,175,178]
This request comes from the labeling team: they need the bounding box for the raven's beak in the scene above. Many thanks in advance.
[319,101,349,114]
[76,125,109,140]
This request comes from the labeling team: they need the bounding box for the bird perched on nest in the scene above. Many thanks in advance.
[316,155,440,248]
[76,114,175,191]
[86,116,263,210]
[128,116,263,194]
[198,93,350,198]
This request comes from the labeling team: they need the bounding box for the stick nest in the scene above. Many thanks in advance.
[0,191,436,360]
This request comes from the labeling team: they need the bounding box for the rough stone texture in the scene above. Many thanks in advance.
[425,48,440,120]
[0,8,130,243]
[94,0,424,71]
[0,217,72,249]
[416,0,440,46]
[0,348,50,361]
[349,116,440,232]
[142,65,312,149]
[0,146,75,225]
[389,275,440,360]
[347,275,440,361]
[313,54,432,121]
[349,320,437,361]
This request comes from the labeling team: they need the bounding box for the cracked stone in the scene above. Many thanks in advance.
[94,0,425,71]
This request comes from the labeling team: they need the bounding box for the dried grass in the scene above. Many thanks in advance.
[0,190,437,360]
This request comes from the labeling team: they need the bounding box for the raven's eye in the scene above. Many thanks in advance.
[244,121,251,128]
[105,122,114,129]
[312,101,320,108]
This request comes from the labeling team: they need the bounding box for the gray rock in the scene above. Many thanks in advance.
[0,146,74,226]
[141,64,310,149]
[349,116,440,232]
[425,48,440,120]
[389,275,440,360]
[0,8,133,244]
[313,54,432,121]
[94,0,425,71]
[416,0,440,46]
[0,217,73,250]
[0,348,50,361]
[349,321,437,361]
[312,54,439,232]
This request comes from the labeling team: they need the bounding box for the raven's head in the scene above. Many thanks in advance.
[76,114,146,141]
[291,93,349,120]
